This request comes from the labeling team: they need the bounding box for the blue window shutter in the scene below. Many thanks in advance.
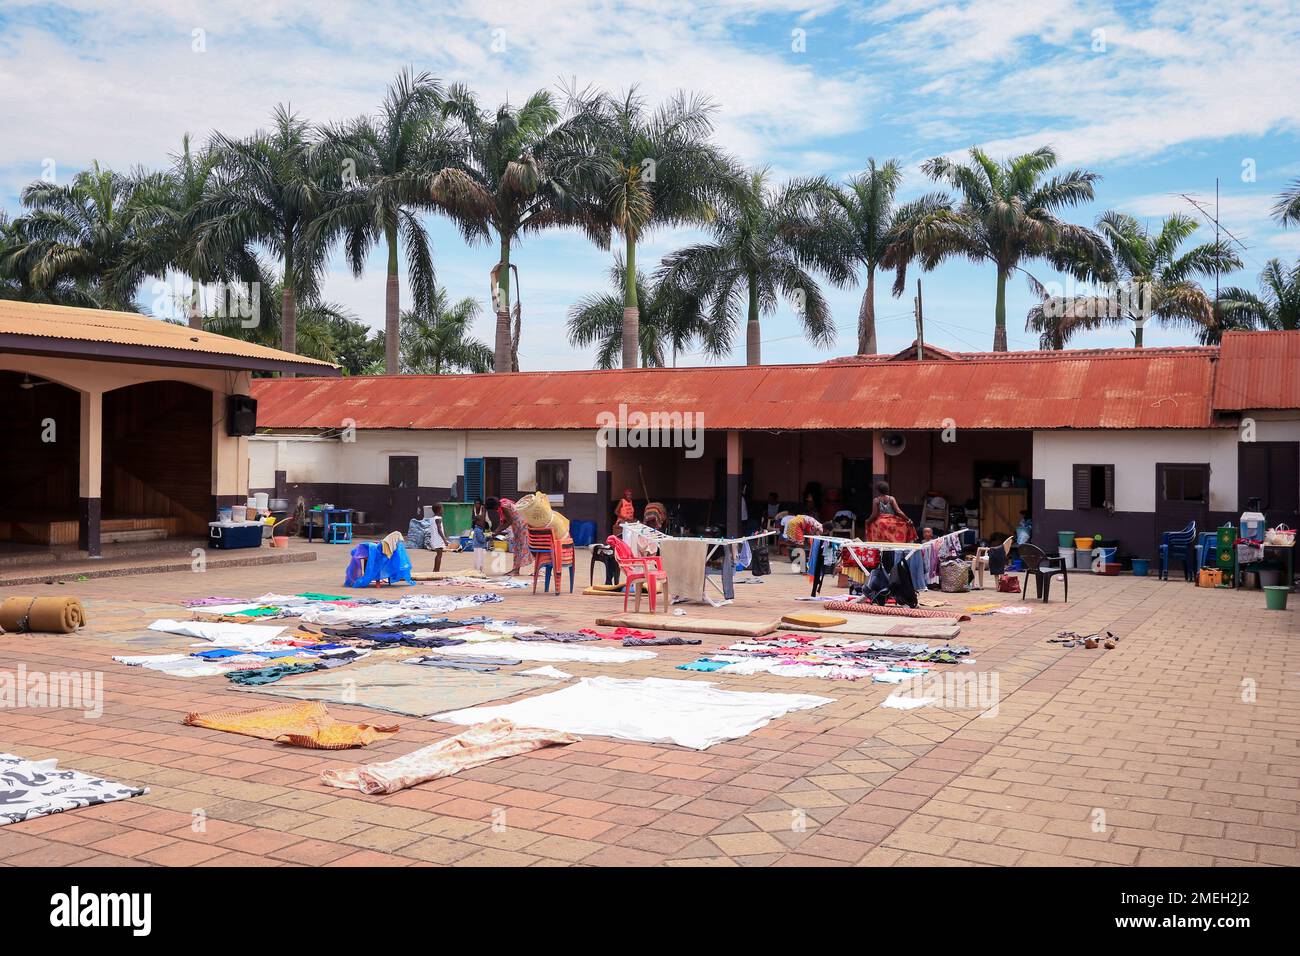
[463,458,484,502]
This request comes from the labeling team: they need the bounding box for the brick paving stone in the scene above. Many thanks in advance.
[3,545,1297,867]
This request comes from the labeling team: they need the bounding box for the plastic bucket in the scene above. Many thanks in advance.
[1059,547,1075,565]
[1131,558,1150,577]
[1093,547,1117,571]
[1057,531,1075,549]
[1075,550,1093,570]
[1264,586,1289,611]
[271,536,289,549]
[1074,536,1095,551]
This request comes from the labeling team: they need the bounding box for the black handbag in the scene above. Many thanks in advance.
[750,546,771,577]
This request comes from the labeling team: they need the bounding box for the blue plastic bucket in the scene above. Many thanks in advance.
[1131,558,1150,577]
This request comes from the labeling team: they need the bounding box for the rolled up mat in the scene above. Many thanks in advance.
[0,596,87,633]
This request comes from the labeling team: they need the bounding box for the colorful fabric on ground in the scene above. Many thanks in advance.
[183,700,399,749]
[0,753,146,826]
[321,719,579,795]
[225,663,317,685]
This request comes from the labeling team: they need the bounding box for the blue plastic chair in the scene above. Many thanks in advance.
[1158,521,1197,581]
[1195,532,1218,570]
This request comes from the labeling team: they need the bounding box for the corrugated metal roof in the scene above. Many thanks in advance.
[253,346,1225,432]
[0,300,338,372]
[1213,330,1300,411]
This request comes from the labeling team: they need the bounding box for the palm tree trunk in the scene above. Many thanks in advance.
[1133,322,1144,348]
[746,273,761,365]
[494,235,512,373]
[282,233,297,365]
[993,267,1009,352]
[188,281,203,331]
[384,222,400,373]
[858,268,877,354]
[622,231,639,369]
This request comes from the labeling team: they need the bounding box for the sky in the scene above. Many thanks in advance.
[2,0,1299,367]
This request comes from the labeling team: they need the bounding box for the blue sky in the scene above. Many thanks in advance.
[2,0,1298,365]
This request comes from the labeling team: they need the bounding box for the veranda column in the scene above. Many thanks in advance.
[595,437,612,542]
[726,429,743,538]
[871,429,889,490]
[78,390,102,557]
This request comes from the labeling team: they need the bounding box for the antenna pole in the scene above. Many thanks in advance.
[915,279,924,360]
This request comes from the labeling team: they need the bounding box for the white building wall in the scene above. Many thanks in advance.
[249,429,598,493]
[1033,429,1240,512]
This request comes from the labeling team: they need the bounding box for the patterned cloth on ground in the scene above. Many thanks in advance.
[183,700,399,749]
[321,719,579,795]
[0,753,146,826]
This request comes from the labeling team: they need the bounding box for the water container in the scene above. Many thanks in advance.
[1241,496,1265,540]
[254,492,270,511]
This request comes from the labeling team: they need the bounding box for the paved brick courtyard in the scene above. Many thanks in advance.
[1,544,1297,867]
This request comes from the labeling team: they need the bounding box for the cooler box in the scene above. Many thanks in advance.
[208,522,264,550]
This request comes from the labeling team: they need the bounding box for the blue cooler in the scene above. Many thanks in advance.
[208,521,263,549]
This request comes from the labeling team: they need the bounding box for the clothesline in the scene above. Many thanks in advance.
[805,530,967,596]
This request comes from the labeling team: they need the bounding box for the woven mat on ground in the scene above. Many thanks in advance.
[780,617,962,639]
[0,596,86,633]
[412,570,485,581]
[183,699,399,749]
[231,662,548,717]
[821,600,969,622]
[596,613,779,637]
[582,584,627,596]
[322,718,580,795]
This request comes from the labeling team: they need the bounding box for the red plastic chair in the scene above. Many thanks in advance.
[607,534,670,613]
[528,527,575,594]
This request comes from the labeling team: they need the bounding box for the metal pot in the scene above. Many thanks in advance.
[1241,570,1260,590]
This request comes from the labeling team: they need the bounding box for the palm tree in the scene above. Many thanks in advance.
[1217,258,1300,335]
[204,278,348,364]
[431,86,603,372]
[917,146,1108,351]
[125,135,267,328]
[197,105,328,356]
[314,69,464,372]
[399,287,494,374]
[5,161,155,309]
[657,169,844,365]
[567,255,705,368]
[1025,212,1241,348]
[822,158,950,354]
[583,88,733,368]
[1275,179,1300,227]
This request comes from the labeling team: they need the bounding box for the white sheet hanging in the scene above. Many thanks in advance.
[434,676,833,750]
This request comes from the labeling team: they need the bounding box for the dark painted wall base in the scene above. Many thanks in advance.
[78,497,101,557]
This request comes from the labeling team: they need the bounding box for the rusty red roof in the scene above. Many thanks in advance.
[1213,330,1300,411]
[254,345,1228,432]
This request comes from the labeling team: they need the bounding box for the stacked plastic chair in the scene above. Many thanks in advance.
[1158,521,1197,581]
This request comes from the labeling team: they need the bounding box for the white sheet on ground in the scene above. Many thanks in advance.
[434,676,833,750]
[148,619,287,645]
[424,641,655,664]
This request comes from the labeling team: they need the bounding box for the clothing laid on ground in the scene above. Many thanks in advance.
[182,700,399,749]
[321,719,580,795]
[434,676,833,751]
[0,753,147,826]
[147,619,287,645]
[421,641,656,664]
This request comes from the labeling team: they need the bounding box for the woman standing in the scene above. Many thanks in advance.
[427,503,448,572]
